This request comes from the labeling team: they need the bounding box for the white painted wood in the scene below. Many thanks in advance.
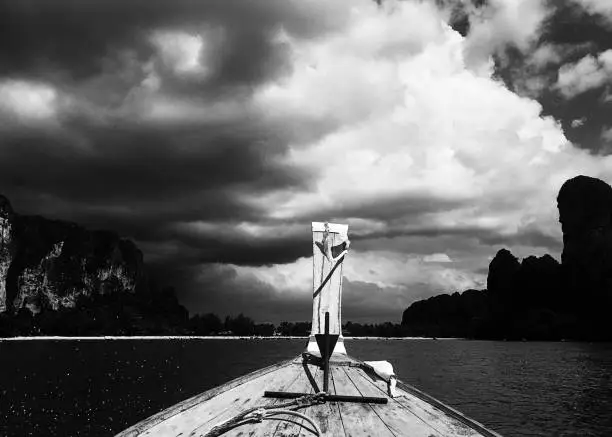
[310,222,349,355]
[312,222,349,234]
[307,336,347,355]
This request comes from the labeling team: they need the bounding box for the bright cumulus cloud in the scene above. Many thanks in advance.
[461,0,549,70]
[213,0,612,320]
[556,50,612,98]
[150,30,211,77]
[253,1,609,231]
[0,80,59,122]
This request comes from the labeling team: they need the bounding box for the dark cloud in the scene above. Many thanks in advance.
[352,224,563,260]
[543,1,612,47]
[439,0,488,37]
[488,0,612,154]
[0,0,350,90]
[163,228,313,267]
[0,121,306,203]
[155,263,313,323]
[315,195,467,223]
[0,117,315,268]
[352,225,495,242]
[342,279,440,323]
[477,228,563,253]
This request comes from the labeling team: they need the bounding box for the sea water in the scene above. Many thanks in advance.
[0,338,611,437]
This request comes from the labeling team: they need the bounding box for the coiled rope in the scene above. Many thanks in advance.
[200,392,326,437]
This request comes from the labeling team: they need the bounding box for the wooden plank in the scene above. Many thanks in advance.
[353,367,480,437]
[311,224,348,338]
[330,365,395,437]
[347,367,445,437]
[207,362,317,437]
[116,358,296,436]
[300,397,346,436]
[138,361,299,437]
[312,230,326,335]
[295,363,345,437]
[325,232,343,333]
[267,363,321,437]
[216,362,321,437]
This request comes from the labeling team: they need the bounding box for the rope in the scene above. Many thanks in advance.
[200,392,326,437]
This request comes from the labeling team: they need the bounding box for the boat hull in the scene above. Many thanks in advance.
[116,353,502,437]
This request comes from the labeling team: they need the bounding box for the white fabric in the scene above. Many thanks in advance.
[364,360,397,398]
[364,360,395,380]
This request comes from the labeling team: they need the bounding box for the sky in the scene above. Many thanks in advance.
[1,0,612,323]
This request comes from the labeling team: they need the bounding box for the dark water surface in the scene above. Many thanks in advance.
[1,339,611,437]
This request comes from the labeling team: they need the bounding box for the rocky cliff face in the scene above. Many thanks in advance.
[0,195,15,312]
[557,175,612,301]
[487,248,520,296]
[402,175,612,340]
[0,195,146,316]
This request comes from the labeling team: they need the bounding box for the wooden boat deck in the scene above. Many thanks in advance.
[117,353,501,437]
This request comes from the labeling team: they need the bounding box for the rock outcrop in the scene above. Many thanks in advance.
[557,175,612,301]
[487,248,520,297]
[0,205,146,316]
[0,194,190,336]
[0,195,15,312]
[486,250,562,307]
[402,175,612,341]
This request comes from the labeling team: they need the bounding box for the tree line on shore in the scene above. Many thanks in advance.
[0,300,409,337]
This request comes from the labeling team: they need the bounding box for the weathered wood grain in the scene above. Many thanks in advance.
[210,362,321,437]
[353,365,486,437]
[116,354,502,437]
[116,359,296,437]
[346,366,443,437]
[271,364,321,437]
[311,223,347,337]
[331,365,395,437]
[300,388,346,437]
[293,365,347,437]
[213,363,313,437]
[137,362,297,437]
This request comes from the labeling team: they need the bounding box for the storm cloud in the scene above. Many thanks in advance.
[2,0,612,322]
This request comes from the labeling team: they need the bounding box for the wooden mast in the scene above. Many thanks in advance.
[307,221,349,356]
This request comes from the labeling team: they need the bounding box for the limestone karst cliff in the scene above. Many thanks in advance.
[0,195,14,313]
[0,194,188,336]
[557,175,612,302]
[401,175,612,340]
[0,195,145,315]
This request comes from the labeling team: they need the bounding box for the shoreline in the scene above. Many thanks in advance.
[0,335,461,341]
